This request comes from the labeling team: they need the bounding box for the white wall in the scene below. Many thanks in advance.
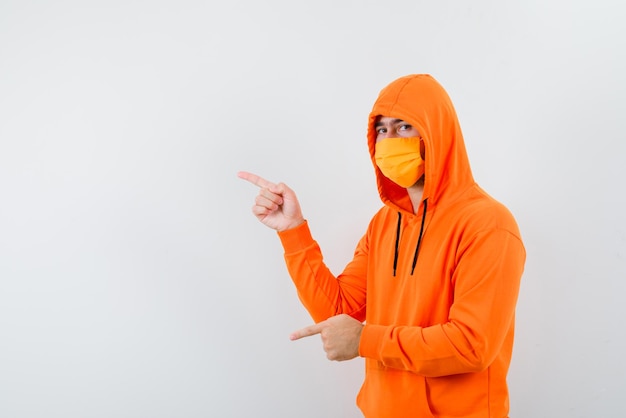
[1,1,625,417]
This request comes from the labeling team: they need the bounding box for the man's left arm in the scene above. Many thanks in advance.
[358,228,525,375]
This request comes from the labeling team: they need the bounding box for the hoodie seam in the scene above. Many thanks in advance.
[387,77,413,117]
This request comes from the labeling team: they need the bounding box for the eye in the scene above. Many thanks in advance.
[375,127,387,134]
[398,124,412,132]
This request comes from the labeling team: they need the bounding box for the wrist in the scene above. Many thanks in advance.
[279,218,305,232]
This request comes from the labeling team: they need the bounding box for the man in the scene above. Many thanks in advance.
[239,74,525,417]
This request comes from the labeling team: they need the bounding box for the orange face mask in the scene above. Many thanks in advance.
[375,137,425,188]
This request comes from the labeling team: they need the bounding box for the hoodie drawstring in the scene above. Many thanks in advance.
[411,199,428,275]
[393,199,428,277]
[393,212,402,277]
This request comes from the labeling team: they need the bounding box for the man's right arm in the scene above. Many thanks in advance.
[239,170,368,323]
[279,221,368,323]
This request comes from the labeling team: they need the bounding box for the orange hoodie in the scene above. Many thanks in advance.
[278,74,525,418]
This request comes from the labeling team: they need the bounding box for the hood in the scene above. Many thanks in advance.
[367,74,474,214]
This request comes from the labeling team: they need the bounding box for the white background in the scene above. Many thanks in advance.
[1,1,625,417]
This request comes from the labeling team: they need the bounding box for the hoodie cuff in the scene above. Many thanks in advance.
[277,220,314,254]
[359,323,388,360]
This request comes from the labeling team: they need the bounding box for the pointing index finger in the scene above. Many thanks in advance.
[237,171,275,189]
[290,322,324,341]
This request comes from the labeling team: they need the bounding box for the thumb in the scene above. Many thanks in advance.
[269,182,290,197]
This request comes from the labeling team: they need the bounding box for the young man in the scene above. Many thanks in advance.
[239,74,525,417]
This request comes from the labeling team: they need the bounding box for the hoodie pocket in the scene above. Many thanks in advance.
[425,371,489,417]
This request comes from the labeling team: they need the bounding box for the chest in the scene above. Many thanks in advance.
[366,214,462,325]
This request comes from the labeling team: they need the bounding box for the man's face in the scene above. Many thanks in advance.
[374,116,420,142]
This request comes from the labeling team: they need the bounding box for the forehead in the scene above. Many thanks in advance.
[374,116,406,126]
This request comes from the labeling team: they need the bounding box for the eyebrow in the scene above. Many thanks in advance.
[374,118,405,128]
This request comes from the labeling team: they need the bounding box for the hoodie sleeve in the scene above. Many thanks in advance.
[358,227,525,376]
[278,221,368,323]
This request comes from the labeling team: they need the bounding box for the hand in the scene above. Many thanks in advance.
[290,314,363,361]
[237,171,305,232]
